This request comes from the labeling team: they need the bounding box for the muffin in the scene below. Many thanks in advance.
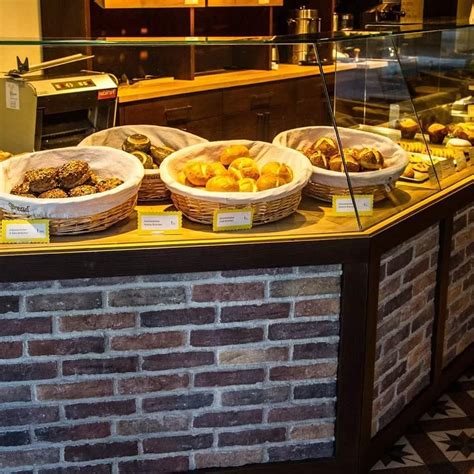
[220,145,251,166]
[38,188,68,199]
[132,151,154,169]
[10,181,31,195]
[260,162,293,184]
[24,168,59,193]
[238,178,258,192]
[228,158,260,181]
[399,118,419,139]
[256,174,287,191]
[57,161,90,189]
[359,148,384,170]
[205,175,239,192]
[150,145,175,166]
[427,123,447,144]
[122,134,151,153]
[96,178,124,193]
[69,185,97,197]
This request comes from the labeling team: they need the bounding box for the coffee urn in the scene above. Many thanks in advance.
[288,7,321,64]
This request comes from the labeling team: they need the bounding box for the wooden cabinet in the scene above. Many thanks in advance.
[95,0,205,7]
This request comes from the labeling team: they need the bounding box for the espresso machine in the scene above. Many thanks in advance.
[288,7,322,64]
[362,0,406,28]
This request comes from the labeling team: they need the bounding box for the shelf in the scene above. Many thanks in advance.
[95,0,205,8]
[207,0,283,6]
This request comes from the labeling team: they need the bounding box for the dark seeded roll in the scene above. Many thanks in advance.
[24,168,59,193]
[69,185,97,197]
[58,161,91,189]
[122,134,151,153]
[17,193,37,198]
[38,188,68,199]
[132,151,154,169]
[10,181,31,195]
[96,178,124,193]
[150,145,175,166]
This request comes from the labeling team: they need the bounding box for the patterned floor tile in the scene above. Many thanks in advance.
[371,437,425,470]
[420,395,466,420]
[427,429,474,463]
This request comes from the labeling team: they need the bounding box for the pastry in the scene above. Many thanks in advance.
[17,193,37,198]
[10,181,31,195]
[402,164,415,178]
[260,162,293,183]
[412,162,429,173]
[38,188,68,199]
[238,178,258,192]
[307,150,329,169]
[183,161,217,187]
[312,137,339,157]
[209,162,229,177]
[0,151,12,162]
[96,178,124,192]
[399,118,419,139]
[86,172,102,186]
[69,185,97,197]
[228,157,260,181]
[446,138,471,148]
[150,145,175,166]
[177,171,196,187]
[220,145,251,166]
[205,175,239,192]
[132,151,154,169]
[359,148,384,170]
[57,161,90,189]
[24,167,59,193]
[329,150,360,172]
[256,174,287,191]
[451,123,474,144]
[122,134,151,153]
[427,123,448,144]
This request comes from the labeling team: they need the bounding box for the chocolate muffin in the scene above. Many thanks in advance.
[68,185,97,197]
[427,123,447,144]
[58,161,91,189]
[38,188,68,199]
[10,181,31,195]
[122,134,151,154]
[24,168,59,193]
[96,178,124,193]
[399,118,420,139]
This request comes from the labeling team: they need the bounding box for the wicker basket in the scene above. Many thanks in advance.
[0,146,143,236]
[273,126,408,203]
[79,125,207,202]
[160,140,312,225]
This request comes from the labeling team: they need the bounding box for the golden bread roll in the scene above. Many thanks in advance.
[205,175,239,192]
[307,150,329,169]
[238,178,258,192]
[184,161,215,186]
[312,137,338,157]
[220,145,251,166]
[228,157,260,181]
[402,164,415,178]
[359,148,384,170]
[260,162,293,183]
[209,162,229,177]
[329,151,360,172]
[329,155,343,172]
[177,171,195,187]
[256,174,287,191]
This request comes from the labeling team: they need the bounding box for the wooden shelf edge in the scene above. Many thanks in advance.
[95,0,206,8]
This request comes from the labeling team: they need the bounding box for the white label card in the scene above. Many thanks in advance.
[5,81,20,110]
[333,195,373,216]
[138,212,182,234]
[2,219,50,243]
[213,209,253,231]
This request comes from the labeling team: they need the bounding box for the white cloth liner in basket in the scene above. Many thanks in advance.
[273,126,409,188]
[78,125,208,176]
[0,146,144,219]
[159,140,313,205]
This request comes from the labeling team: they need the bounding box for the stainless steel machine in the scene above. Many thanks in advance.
[288,7,321,65]
[0,55,118,154]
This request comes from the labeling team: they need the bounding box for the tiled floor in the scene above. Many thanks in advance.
[371,367,474,473]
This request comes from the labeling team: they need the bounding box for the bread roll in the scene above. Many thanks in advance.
[256,174,287,191]
[228,157,260,181]
[238,178,258,192]
[307,150,329,169]
[209,162,229,177]
[177,171,195,187]
[150,145,175,166]
[359,148,384,170]
[260,162,293,183]
[11,181,31,195]
[25,167,60,193]
[132,151,154,170]
[38,188,68,199]
[69,185,97,197]
[184,161,214,186]
[220,145,251,166]
[205,175,239,192]
[312,137,338,157]
[122,134,151,153]
[57,161,91,189]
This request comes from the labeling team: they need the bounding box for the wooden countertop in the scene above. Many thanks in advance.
[118,61,386,103]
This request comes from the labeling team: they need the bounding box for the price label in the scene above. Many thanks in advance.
[213,208,253,232]
[137,210,182,234]
[332,195,374,216]
[5,81,20,110]
[2,219,50,243]
[258,0,270,4]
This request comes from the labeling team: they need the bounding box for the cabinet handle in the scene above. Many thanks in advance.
[165,105,192,125]
[251,92,273,110]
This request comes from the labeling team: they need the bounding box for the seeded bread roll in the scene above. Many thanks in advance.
[96,178,124,193]
[24,168,59,193]
[38,188,68,199]
[122,134,151,153]
[10,181,31,195]
[57,161,90,189]
[359,148,384,170]
[132,151,154,169]
[150,145,175,166]
[69,185,97,197]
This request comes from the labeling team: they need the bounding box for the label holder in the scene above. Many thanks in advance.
[213,208,254,232]
[2,219,50,244]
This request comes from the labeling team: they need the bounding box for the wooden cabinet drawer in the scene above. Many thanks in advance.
[296,76,324,102]
[186,117,223,141]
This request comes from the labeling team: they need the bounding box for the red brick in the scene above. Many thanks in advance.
[37,380,114,400]
[144,434,213,453]
[219,428,286,447]
[402,257,430,284]
[65,400,135,420]
[0,406,58,427]
[0,386,31,403]
[118,374,189,395]
[35,422,110,442]
[293,382,337,399]
[192,283,264,302]
[117,415,188,436]
[220,303,290,322]
[386,248,413,276]
[221,387,290,406]
[119,457,189,473]
[293,342,339,360]
[109,287,186,307]
[195,449,263,468]
[65,441,138,462]
[28,337,105,356]
[40,466,112,474]
[0,362,57,382]
[110,331,185,351]
[191,328,263,347]
[268,403,335,422]
[0,341,22,359]
[194,409,262,428]
[0,317,51,336]
[0,430,30,446]
[295,298,340,317]
[290,423,334,440]
[0,296,19,314]
[222,268,292,277]
[268,442,333,462]
[26,292,102,312]
[270,363,337,381]
[0,448,59,468]
[269,321,339,340]
[59,313,136,332]
[195,369,264,387]
[396,364,422,396]
[142,351,214,371]
[382,325,410,356]
[62,357,138,375]
[143,392,214,412]
[141,307,215,327]
[380,287,413,319]
[380,361,407,393]
[270,277,340,297]
[219,347,288,365]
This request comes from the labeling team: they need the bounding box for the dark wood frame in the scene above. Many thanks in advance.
[0,180,472,474]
